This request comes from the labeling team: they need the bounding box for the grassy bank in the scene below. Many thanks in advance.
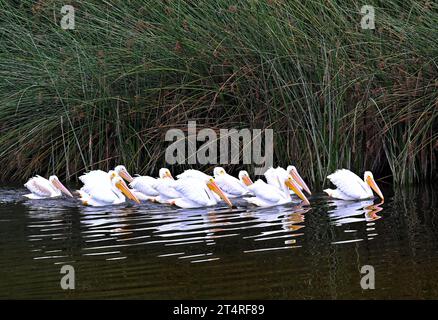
[0,0,437,187]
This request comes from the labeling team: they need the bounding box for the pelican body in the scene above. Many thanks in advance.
[78,170,140,206]
[159,169,234,209]
[324,169,384,201]
[244,168,310,207]
[24,175,73,199]
[213,167,249,198]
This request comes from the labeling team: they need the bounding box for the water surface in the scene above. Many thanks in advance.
[1,185,437,299]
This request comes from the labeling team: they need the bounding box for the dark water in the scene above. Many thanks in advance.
[1,185,437,299]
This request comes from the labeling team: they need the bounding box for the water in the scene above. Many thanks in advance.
[1,185,437,299]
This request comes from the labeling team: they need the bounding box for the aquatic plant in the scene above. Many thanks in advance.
[0,0,437,187]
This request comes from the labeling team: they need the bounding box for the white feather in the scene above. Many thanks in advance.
[176,169,211,180]
[173,178,216,207]
[214,174,248,197]
[24,176,59,198]
[129,176,159,198]
[326,169,373,200]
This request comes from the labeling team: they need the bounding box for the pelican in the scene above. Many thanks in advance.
[244,169,310,207]
[129,168,173,201]
[169,176,233,209]
[78,172,140,206]
[24,175,73,199]
[324,169,384,201]
[213,167,249,198]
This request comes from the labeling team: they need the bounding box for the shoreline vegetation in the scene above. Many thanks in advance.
[0,1,437,188]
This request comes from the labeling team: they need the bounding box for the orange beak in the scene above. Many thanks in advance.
[285,179,310,205]
[241,175,253,186]
[289,168,311,195]
[119,168,134,183]
[366,176,384,201]
[116,180,140,204]
[53,179,73,197]
[207,180,233,208]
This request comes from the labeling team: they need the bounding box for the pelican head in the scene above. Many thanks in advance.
[364,171,384,201]
[159,168,174,179]
[284,175,310,205]
[49,175,73,197]
[213,166,227,177]
[206,177,233,208]
[111,176,140,204]
[238,170,253,186]
[286,165,311,195]
[115,165,134,183]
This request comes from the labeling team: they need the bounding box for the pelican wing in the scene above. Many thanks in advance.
[214,174,247,196]
[174,178,212,206]
[79,170,109,186]
[247,179,284,203]
[24,176,54,197]
[130,176,159,197]
[327,169,370,199]
[82,185,119,204]
[154,179,180,199]
[176,169,211,180]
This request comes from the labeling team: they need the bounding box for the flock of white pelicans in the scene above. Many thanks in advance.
[23,166,384,208]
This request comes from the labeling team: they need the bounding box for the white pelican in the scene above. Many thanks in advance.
[78,172,140,206]
[213,167,249,198]
[129,168,173,201]
[24,175,73,199]
[169,176,233,209]
[324,169,384,201]
[244,169,310,207]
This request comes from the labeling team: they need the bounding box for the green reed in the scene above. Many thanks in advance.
[0,0,437,188]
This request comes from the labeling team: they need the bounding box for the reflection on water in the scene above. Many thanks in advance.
[328,200,383,244]
[1,185,438,299]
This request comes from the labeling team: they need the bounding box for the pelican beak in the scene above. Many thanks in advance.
[119,168,134,183]
[116,180,140,204]
[289,168,311,195]
[286,178,310,205]
[366,176,384,201]
[242,175,253,186]
[207,180,233,208]
[53,179,73,197]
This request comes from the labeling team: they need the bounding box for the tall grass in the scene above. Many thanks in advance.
[0,0,437,187]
